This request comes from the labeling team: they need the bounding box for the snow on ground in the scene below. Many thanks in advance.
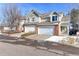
[44,36,78,42]
[45,36,66,42]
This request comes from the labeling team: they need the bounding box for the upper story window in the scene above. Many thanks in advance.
[52,16,57,21]
[32,18,35,22]
[27,18,30,22]
[46,17,50,22]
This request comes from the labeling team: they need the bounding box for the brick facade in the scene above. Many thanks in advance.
[35,26,38,34]
[16,26,23,32]
[54,25,59,36]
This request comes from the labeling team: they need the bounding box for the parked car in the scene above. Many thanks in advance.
[69,29,78,35]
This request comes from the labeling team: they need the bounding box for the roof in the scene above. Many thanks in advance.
[37,22,59,26]
[61,16,70,21]
[0,26,4,29]
[23,22,38,26]
[31,10,41,16]
[40,13,50,18]
[26,10,64,19]
[26,10,41,18]
[40,11,63,18]
[0,24,10,27]
[24,21,60,26]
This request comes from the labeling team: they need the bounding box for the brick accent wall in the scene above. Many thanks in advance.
[35,26,38,34]
[16,26,23,32]
[54,25,59,36]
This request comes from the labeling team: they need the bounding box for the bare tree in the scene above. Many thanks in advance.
[70,8,79,30]
[2,4,22,31]
[70,8,79,24]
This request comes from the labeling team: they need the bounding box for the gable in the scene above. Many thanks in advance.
[25,10,41,23]
[61,16,70,22]
[27,10,40,18]
[29,13,39,18]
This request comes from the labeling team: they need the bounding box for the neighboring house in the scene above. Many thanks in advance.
[23,10,70,36]
[60,15,70,35]
[24,10,41,33]
[1,25,11,32]
[0,24,17,32]
[0,26,4,33]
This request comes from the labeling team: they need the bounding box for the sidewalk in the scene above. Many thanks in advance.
[1,32,25,38]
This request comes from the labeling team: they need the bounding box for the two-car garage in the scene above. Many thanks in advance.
[24,25,55,35]
[24,23,59,36]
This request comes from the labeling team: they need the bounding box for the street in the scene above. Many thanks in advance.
[0,34,61,56]
[0,42,61,56]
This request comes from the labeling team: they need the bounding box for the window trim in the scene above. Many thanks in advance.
[52,16,57,21]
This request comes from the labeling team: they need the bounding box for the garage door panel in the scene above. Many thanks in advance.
[25,26,35,32]
[38,26,54,35]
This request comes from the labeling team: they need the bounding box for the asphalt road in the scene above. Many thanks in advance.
[0,34,61,56]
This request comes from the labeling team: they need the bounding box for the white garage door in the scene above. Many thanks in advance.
[38,26,54,35]
[24,26,35,33]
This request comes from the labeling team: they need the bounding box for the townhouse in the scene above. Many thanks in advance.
[19,10,70,36]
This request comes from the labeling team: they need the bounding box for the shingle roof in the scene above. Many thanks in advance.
[61,16,70,21]
[23,22,38,26]
[26,10,64,19]
[37,22,59,26]
[40,13,50,18]
[26,10,42,17]
[24,21,60,26]
[40,11,62,18]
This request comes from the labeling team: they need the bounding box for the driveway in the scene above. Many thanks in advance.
[24,34,51,40]
[2,32,25,38]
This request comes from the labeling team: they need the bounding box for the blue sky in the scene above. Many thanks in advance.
[16,3,79,15]
[0,3,79,24]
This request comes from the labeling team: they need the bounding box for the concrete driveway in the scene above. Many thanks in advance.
[25,34,51,40]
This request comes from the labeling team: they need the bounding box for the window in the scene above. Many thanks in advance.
[61,26,67,34]
[52,16,57,21]
[46,17,50,22]
[32,18,35,22]
[27,18,30,22]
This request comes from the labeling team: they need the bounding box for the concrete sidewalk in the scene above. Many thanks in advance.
[1,32,25,38]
